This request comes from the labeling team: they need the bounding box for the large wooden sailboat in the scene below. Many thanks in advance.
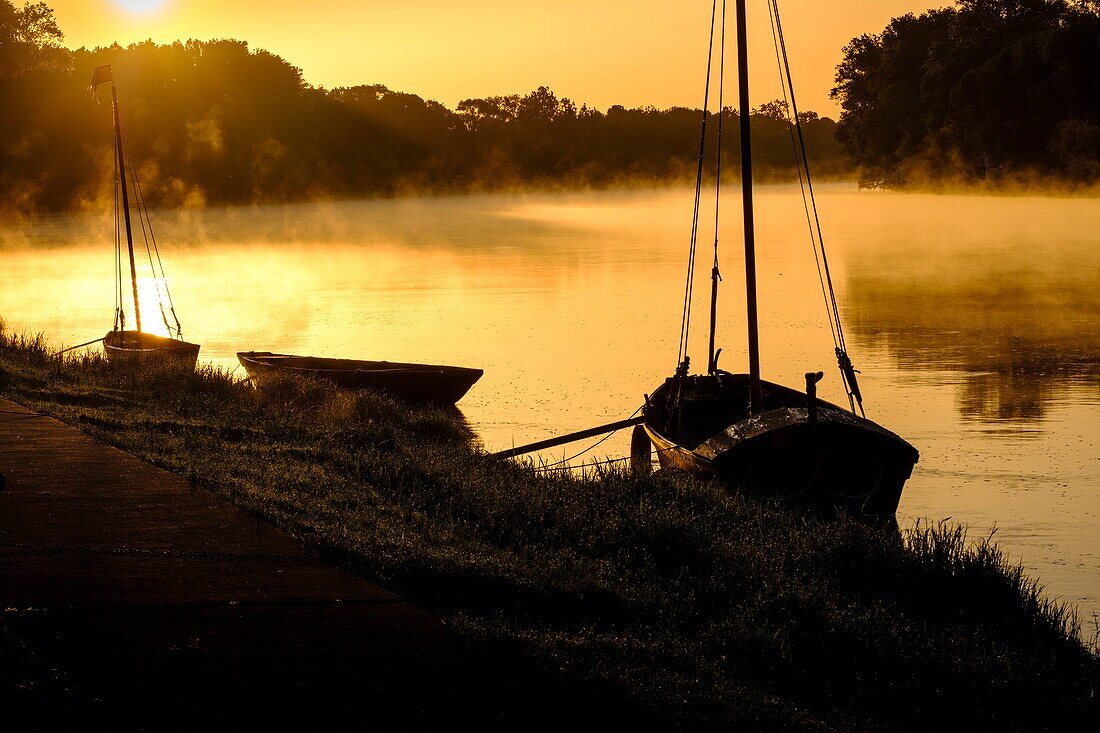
[640,0,917,517]
[90,65,199,368]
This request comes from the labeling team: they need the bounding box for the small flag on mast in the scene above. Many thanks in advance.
[89,64,112,102]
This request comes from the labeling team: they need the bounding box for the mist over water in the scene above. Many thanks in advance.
[1,184,1097,621]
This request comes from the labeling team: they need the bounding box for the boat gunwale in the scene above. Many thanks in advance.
[236,351,482,377]
[644,372,918,474]
[104,330,201,355]
[236,351,483,404]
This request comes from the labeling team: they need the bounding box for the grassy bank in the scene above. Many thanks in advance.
[1,324,1097,730]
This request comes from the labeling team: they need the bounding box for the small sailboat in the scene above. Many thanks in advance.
[237,352,483,405]
[89,65,199,368]
[640,0,917,517]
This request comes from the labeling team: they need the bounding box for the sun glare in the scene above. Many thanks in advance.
[135,278,172,337]
[114,0,169,13]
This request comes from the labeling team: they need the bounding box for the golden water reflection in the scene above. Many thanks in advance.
[835,190,1099,424]
[848,269,1099,425]
[1,186,1096,621]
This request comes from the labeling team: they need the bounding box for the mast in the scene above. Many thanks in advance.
[735,0,762,412]
[112,84,141,333]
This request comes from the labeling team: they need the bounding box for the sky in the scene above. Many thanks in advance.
[49,1,947,115]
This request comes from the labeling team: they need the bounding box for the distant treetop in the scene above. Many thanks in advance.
[0,3,850,214]
[831,0,1100,186]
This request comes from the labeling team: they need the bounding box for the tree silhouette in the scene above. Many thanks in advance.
[0,0,66,78]
[832,0,1100,186]
[0,1,854,214]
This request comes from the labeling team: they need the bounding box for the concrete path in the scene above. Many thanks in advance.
[0,397,617,730]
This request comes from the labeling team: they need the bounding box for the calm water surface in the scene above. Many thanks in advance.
[2,185,1097,623]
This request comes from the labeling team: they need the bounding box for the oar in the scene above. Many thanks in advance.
[493,415,646,460]
[54,337,105,357]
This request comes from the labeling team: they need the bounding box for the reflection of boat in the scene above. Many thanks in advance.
[90,65,199,368]
[639,0,917,517]
[237,352,483,405]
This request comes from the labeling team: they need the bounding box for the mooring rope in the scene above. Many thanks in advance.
[533,444,683,474]
[532,405,645,470]
[533,455,632,473]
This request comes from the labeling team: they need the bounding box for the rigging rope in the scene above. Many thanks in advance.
[128,144,183,338]
[766,1,837,349]
[123,143,170,335]
[113,110,124,332]
[678,0,721,369]
[123,141,171,336]
[714,0,726,246]
[768,0,865,415]
[120,121,183,338]
[707,0,726,373]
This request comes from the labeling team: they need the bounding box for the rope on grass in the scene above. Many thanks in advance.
[531,442,690,475]
[54,337,106,357]
[530,405,644,470]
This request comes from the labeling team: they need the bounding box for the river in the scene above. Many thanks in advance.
[2,185,1097,625]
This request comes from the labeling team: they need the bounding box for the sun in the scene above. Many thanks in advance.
[113,0,169,13]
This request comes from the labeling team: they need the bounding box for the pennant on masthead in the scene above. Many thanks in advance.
[89,64,112,102]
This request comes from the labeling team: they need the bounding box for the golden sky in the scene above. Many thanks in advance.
[52,1,945,114]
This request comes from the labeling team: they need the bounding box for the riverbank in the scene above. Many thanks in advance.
[1,396,608,729]
[1,324,1097,730]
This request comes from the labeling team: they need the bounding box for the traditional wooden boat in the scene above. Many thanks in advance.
[90,64,199,369]
[103,330,200,365]
[237,352,483,405]
[644,372,918,516]
[638,0,918,517]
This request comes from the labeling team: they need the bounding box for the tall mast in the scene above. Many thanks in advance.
[735,0,762,412]
[112,84,141,333]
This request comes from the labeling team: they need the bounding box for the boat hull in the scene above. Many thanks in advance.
[103,331,200,370]
[644,373,918,517]
[237,352,483,405]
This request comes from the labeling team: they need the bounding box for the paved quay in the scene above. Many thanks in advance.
[0,397,624,730]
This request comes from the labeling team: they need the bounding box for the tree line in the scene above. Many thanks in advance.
[0,1,848,213]
[831,0,1100,187]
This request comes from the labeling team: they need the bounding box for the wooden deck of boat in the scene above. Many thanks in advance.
[0,397,622,729]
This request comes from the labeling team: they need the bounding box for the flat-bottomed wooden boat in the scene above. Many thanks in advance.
[237,352,483,405]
